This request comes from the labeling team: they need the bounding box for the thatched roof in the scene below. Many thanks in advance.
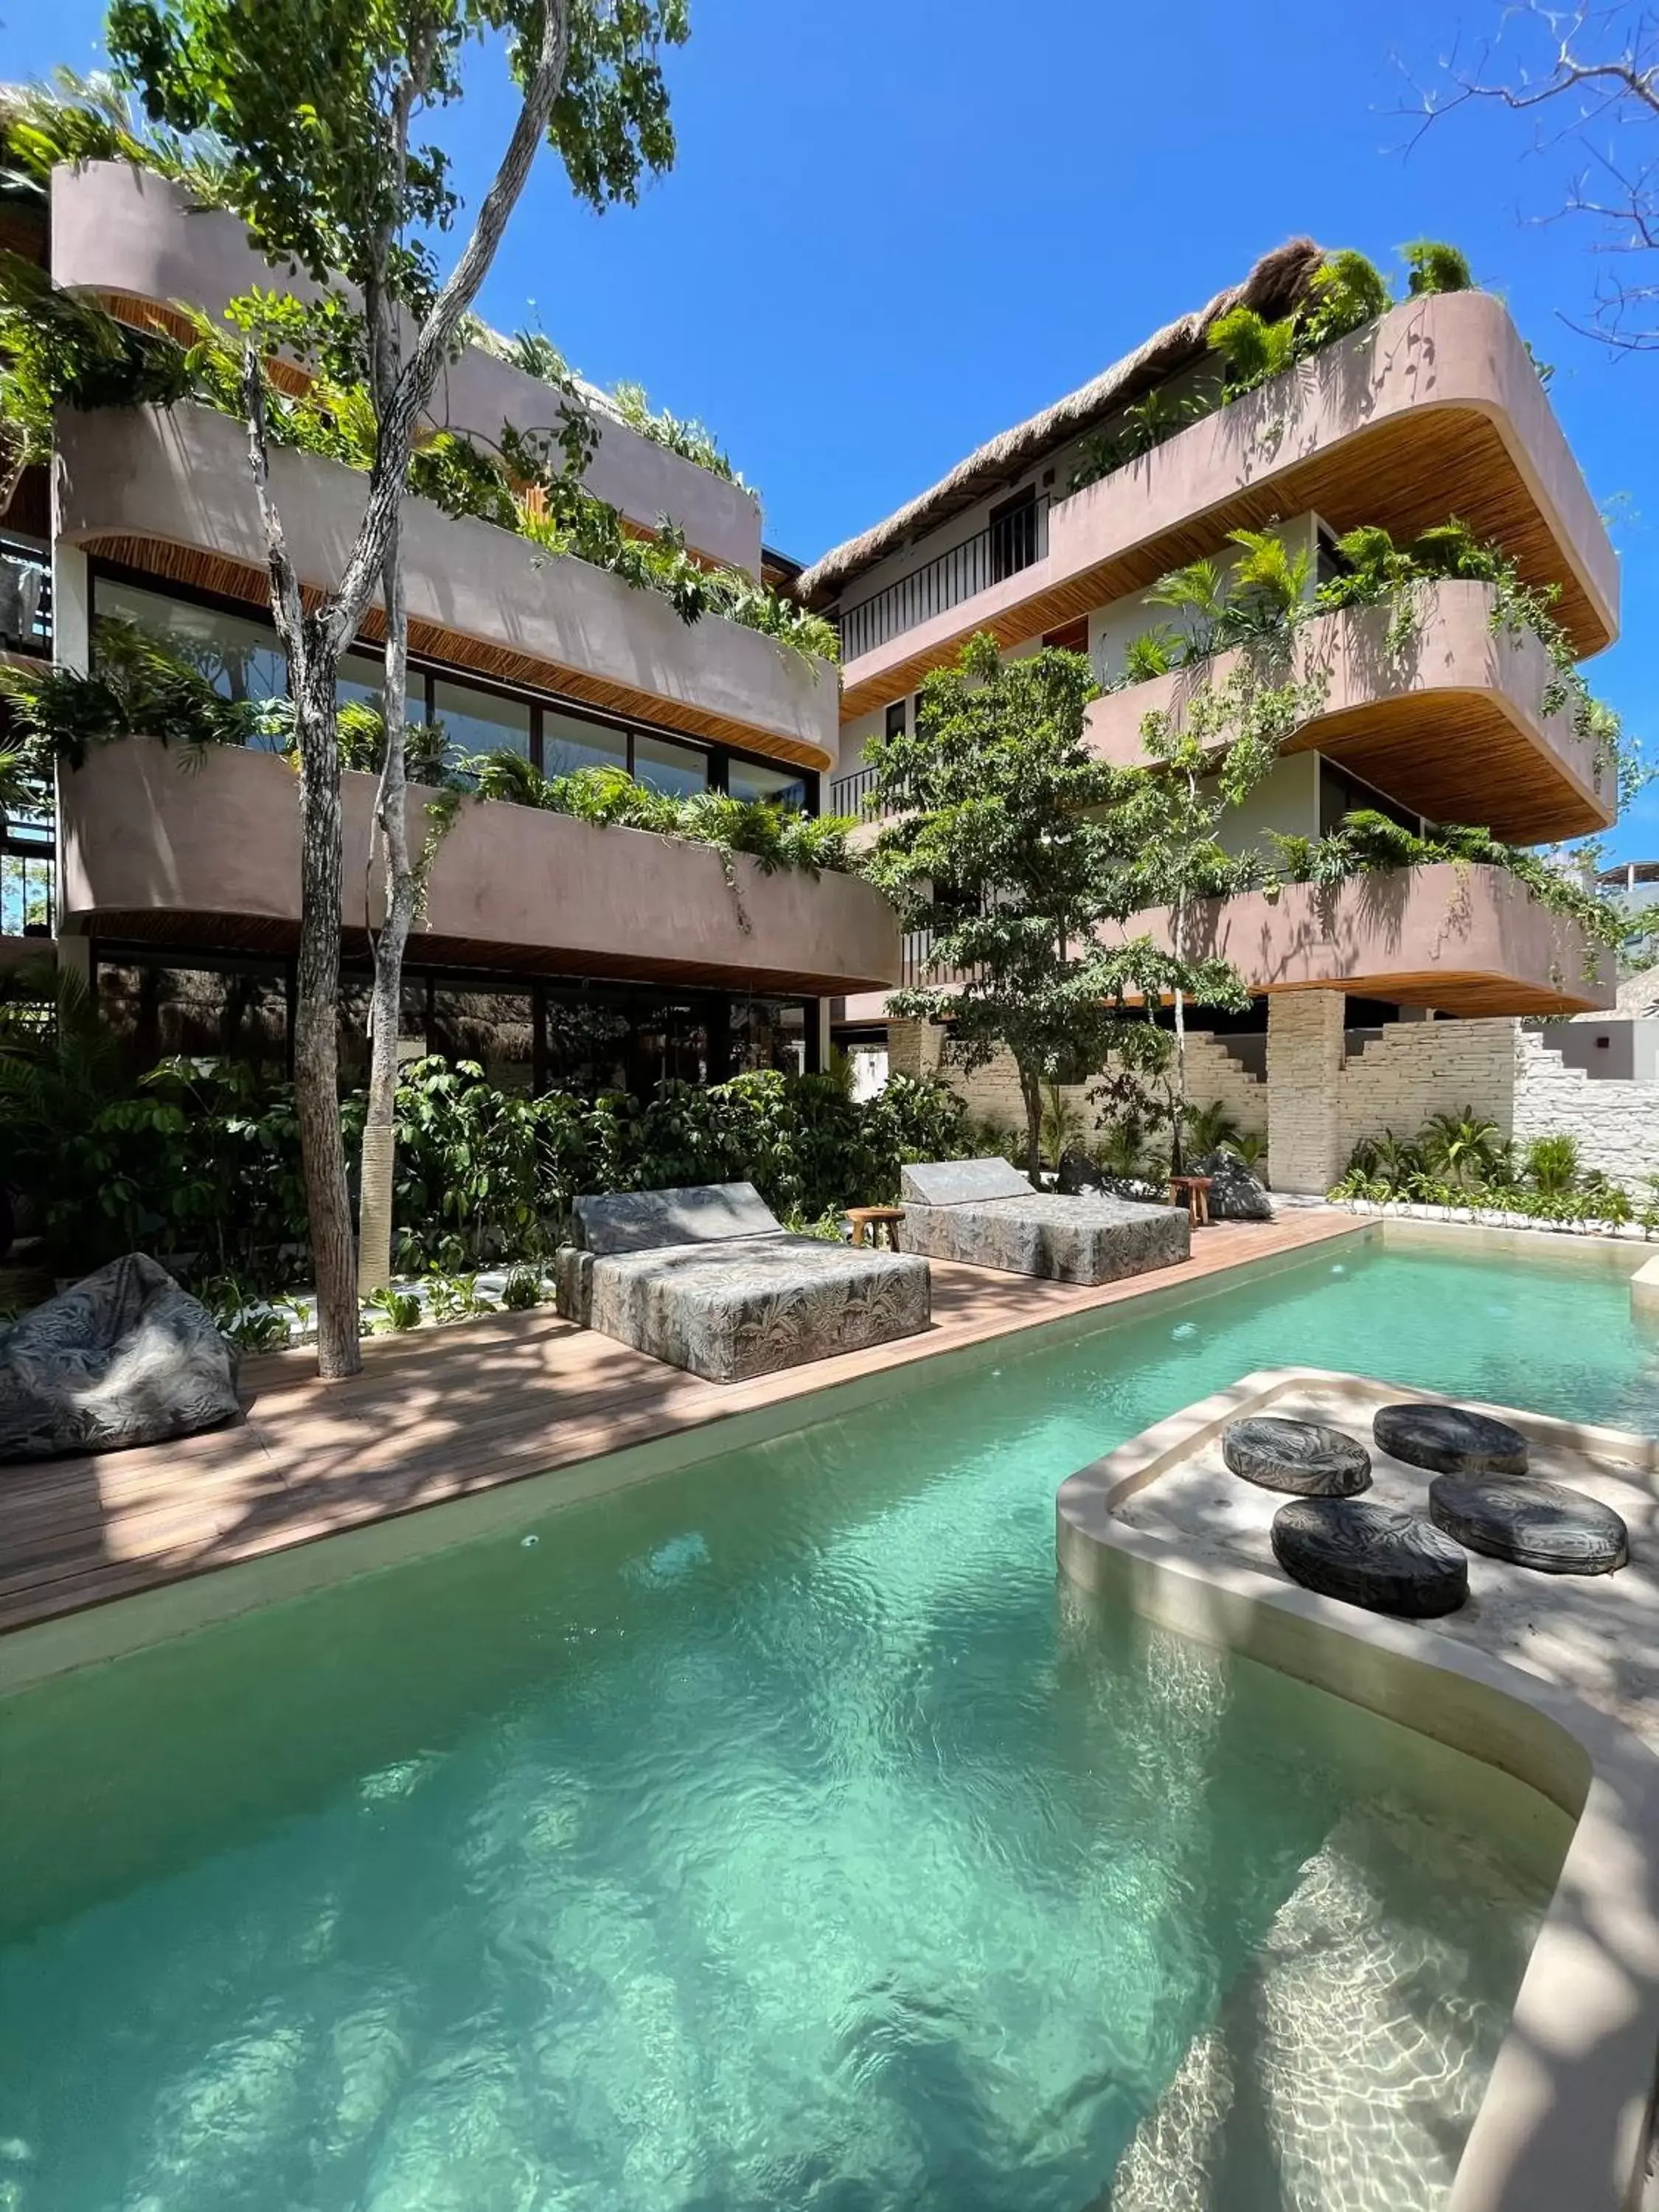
[796,237,1325,609]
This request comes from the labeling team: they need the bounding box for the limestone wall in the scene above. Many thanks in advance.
[1335,1020,1519,1158]
[1511,1031,1659,1194]
[889,1008,1659,1195]
[886,1021,1265,1156]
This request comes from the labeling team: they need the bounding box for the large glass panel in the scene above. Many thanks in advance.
[94,579,288,720]
[431,679,532,773]
[430,987,535,1092]
[543,986,636,1096]
[96,959,290,1079]
[730,994,807,1077]
[335,649,389,714]
[541,709,628,781]
[633,731,708,799]
[726,757,808,810]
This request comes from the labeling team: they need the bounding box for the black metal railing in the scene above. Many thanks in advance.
[0,543,52,658]
[830,762,917,821]
[838,495,1048,664]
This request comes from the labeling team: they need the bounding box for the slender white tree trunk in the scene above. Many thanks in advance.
[358,510,414,1295]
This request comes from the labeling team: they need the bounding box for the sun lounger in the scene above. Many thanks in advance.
[554,1181,931,1382]
[897,1158,1190,1284]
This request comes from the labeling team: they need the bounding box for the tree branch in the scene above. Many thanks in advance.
[324,0,572,655]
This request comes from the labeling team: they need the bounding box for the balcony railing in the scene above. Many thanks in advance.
[838,495,1048,664]
[0,543,52,658]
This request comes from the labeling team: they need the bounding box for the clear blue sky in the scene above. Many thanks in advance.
[12,0,1658,855]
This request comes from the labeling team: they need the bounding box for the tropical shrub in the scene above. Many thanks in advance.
[1,1045,972,1292]
[1331,1117,1635,1228]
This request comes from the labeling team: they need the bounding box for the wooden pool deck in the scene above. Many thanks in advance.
[0,1209,1362,1641]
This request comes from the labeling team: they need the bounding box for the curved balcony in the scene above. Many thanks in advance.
[1085,580,1613,844]
[55,402,838,773]
[1112,863,1613,1018]
[58,740,900,994]
[49,160,762,576]
[839,291,1618,719]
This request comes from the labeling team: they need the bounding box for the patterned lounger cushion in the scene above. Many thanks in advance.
[897,1159,1190,1286]
[555,1182,931,1382]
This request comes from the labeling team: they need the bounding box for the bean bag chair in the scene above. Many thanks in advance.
[0,1253,242,1461]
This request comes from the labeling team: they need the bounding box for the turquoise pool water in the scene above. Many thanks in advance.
[2,1237,1655,2212]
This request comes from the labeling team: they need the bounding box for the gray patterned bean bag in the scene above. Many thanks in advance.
[555,1183,930,1383]
[897,1158,1190,1284]
[0,1253,243,1461]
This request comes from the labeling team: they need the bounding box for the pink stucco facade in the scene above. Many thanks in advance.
[58,741,902,995]
[839,290,1618,714]
[54,402,839,771]
[1084,580,1613,844]
[49,160,763,575]
[1110,862,1613,1017]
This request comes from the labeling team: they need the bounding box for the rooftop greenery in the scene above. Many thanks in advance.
[0,73,759,495]
[1067,240,1476,496]
[0,254,833,662]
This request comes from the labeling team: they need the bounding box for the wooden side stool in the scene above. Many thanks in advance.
[1167,1175,1213,1226]
[846,1205,905,1251]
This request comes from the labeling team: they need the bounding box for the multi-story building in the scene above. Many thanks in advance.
[804,240,1619,1189]
[0,158,897,1093]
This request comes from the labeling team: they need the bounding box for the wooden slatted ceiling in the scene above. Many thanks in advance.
[841,407,1607,722]
[81,535,830,773]
[1279,691,1609,843]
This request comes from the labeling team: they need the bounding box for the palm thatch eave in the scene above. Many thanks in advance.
[797,237,1325,611]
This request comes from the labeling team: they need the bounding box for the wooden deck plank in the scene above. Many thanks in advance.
[0,1211,1360,1638]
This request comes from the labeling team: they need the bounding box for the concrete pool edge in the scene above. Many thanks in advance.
[1056,1366,1659,2212]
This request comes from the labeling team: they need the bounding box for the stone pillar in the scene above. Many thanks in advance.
[887,1018,943,1081]
[1267,990,1346,1194]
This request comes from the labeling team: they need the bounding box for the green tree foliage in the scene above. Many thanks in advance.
[102,0,689,1374]
[1,1046,972,1287]
[1118,663,1327,1172]
[866,633,1217,1185]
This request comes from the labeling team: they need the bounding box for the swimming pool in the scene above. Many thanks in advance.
[2,1236,1654,2211]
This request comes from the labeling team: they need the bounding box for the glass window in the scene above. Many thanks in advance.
[633,732,708,799]
[94,579,288,714]
[431,679,532,772]
[430,987,534,1092]
[97,959,289,1079]
[335,649,390,714]
[731,995,807,1077]
[541,709,628,781]
[726,757,808,811]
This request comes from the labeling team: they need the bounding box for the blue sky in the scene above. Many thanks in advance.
[13,0,1658,855]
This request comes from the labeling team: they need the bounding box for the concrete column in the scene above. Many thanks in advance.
[886,1018,943,1081]
[50,541,91,675]
[1266,990,1346,1194]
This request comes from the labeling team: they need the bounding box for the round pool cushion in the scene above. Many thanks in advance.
[1222,1416,1371,1497]
[1373,1402,1528,1478]
[1270,1498,1470,1618]
[1429,1473,1629,1576]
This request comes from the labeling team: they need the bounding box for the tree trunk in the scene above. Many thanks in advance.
[1018,1062,1044,1189]
[1169,882,1189,1179]
[292,656,361,1377]
[358,514,415,1295]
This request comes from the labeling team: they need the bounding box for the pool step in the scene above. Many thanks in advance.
[1105,1803,1506,2212]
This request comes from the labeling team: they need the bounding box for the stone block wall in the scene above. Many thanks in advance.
[1335,1020,1518,1161]
[1265,991,1346,1194]
[888,1008,1659,1194]
[884,1021,1265,1157]
[1511,1031,1659,1194]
